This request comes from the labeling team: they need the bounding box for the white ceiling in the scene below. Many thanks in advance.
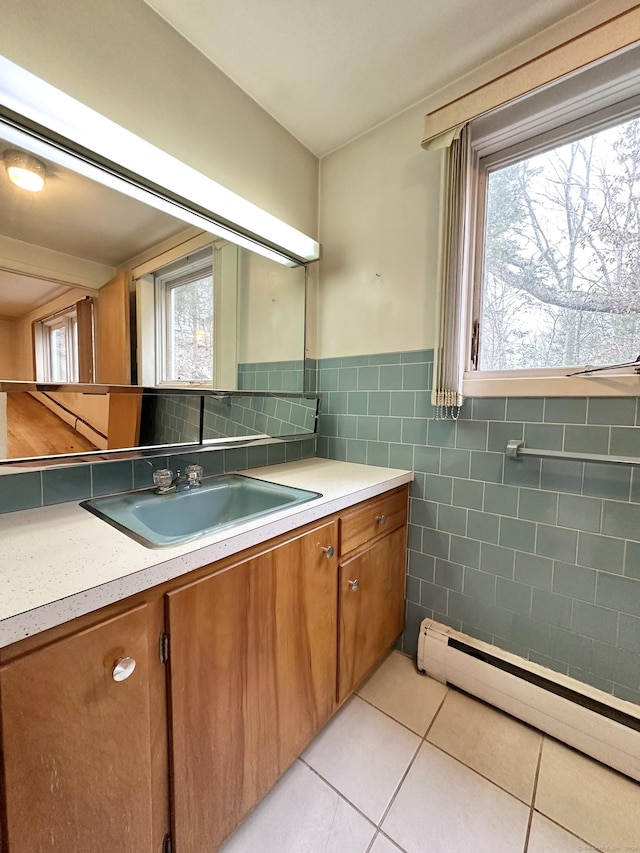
[144,0,590,156]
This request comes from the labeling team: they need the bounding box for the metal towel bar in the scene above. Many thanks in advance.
[506,440,640,467]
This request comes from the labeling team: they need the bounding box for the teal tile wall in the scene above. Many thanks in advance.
[203,395,316,439]
[316,349,640,706]
[237,359,304,392]
[0,439,316,514]
[139,394,201,445]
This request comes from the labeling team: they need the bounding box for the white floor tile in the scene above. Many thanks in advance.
[535,737,640,851]
[368,832,405,853]
[427,688,542,802]
[382,742,530,853]
[357,650,448,735]
[220,759,375,853]
[527,813,588,853]
[302,695,421,823]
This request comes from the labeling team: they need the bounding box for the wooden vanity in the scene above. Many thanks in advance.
[0,469,409,853]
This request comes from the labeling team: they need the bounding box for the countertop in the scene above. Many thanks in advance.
[0,458,412,648]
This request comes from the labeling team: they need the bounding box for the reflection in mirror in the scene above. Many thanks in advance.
[0,127,307,392]
[138,394,202,447]
[202,395,317,440]
[0,389,319,465]
[0,388,143,460]
[137,241,306,392]
[136,393,317,448]
[0,122,309,461]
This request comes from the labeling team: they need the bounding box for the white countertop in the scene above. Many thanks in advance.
[0,458,412,648]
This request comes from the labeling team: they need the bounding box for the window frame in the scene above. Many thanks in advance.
[155,251,215,387]
[144,240,238,390]
[37,308,79,383]
[463,85,640,398]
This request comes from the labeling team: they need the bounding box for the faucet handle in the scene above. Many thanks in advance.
[153,468,174,492]
[186,464,203,485]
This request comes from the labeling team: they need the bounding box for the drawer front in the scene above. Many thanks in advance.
[339,487,407,556]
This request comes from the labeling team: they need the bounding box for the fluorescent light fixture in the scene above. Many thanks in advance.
[0,121,299,267]
[0,55,320,265]
[3,148,46,191]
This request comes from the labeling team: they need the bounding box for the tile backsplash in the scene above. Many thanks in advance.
[237,359,305,392]
[316,349,640,706]
[0,438,316,515]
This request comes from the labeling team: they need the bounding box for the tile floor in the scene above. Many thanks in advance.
[221,650,640,853]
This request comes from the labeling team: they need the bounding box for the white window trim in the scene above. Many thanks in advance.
[135,240,238,389]
[464,49,640,399]
[35,309,79,383]
[463,367,640,399]
[156,255,210,386]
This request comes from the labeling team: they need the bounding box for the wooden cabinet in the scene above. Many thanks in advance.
[0,484,408,852]
[166,519,339,852]
[338,488,408,702]
[0,604,164,853]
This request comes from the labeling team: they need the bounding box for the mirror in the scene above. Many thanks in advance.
[141,393,318,446]
[0,388,318,463]
[0,128,307,392]
[0,108,312,463]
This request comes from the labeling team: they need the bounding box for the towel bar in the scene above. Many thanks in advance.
[505,440,640,467]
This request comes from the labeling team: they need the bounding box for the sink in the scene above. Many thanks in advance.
[81,474,321,549]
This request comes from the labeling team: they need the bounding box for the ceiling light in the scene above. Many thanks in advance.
[3,149,46,192]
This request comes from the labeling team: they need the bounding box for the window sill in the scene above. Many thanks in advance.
[463,369,640,398]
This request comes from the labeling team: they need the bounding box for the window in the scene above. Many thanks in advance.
[39,308,79,382]
[156,255,214,384]
[465,47,640,395]
[478,114,640,372]
[135,238,238,389]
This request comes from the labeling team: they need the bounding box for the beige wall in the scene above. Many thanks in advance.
[317,103,442,359]
[316,0,635,362]
[237,252,305,364]
[0,0,318,238]
[4,0,628,367]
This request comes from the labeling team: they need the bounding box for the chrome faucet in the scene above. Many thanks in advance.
[153,464,203,495]
[172,469,190,492]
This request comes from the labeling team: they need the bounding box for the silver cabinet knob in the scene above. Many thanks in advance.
[320,544,335,559]
[377,514,387,525]
[347,579,359,591]
[112,656,136,682]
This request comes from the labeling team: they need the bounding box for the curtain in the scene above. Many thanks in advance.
[431,125,470,419]
[76,296,95,383]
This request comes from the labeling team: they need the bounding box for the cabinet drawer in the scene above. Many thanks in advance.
[339,487,407,556]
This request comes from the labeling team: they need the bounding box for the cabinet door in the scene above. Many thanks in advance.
[338,526,407,703]
[167,519,338,853]
[0,604,156,853]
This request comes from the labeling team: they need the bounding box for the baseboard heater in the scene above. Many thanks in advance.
[417,619,640,782]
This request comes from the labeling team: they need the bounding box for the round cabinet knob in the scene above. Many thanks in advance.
[112,656,137,682]
[377,514,387,525]
[347,579,360,591]
[320,544,335,559]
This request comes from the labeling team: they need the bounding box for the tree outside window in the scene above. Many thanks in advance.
[480,115,640,371]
